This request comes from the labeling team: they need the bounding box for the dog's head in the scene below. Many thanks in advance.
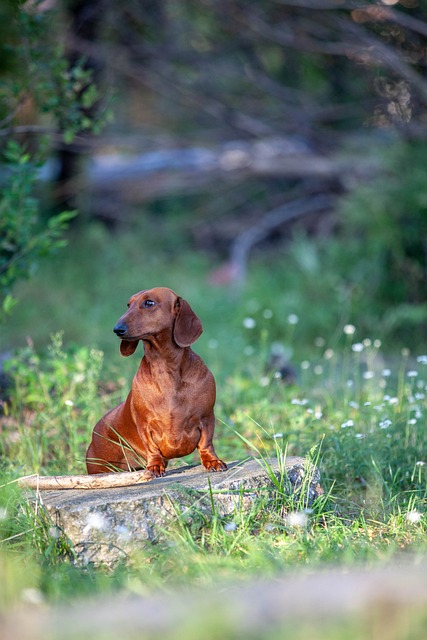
[113,287,203,356]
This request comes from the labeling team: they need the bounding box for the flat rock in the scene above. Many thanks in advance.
[39,456,322,566]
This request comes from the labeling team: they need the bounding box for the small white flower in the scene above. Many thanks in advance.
[408,418,417,425]
[314,337,326,347]
[21,588,44,606]
[287,313,299,325]
[416,355,427,364]
[415,461,426,466]
[286,511,309,528]
[243,317,256,329]
[272,432,284,439]
[259,376,270,387]
[407,370,418,378]
[352,343,364,353]
[314,409,323,420]
[0,507,7,520]
[364,402,371,406]
[379,419,392,429]
[313,365,323,375]
[224,522,237,532]
[373,340,382,348]
[343,324,356,335]
[300,360,310,370]
[363,371,375,380]
[382,369,391,377]
[363,339,372,347]
[263,309,273,319]
[64,399,74,407]
[388,397,399,405]
[341,420,354,428]
[324,349,334,360]
[116,525,131,542]
[83,512,108,535]
[406,510,422,524]
[355,433,365,439]
[349,401,359,409]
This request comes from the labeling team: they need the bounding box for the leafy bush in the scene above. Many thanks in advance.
[0,2,110,320]
[332,140,427,342]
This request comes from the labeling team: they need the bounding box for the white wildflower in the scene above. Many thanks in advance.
[406,510,422,524]
[224,522,237,532]
[286,511,309,528]
[287,313,299,325]
[83,512,108,535]
[352,343,364,353]
[21,588,44,606]
[343,324,356,335]
[243,317,256,329]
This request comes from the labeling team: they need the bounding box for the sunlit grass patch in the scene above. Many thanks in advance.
[0,314,426,610]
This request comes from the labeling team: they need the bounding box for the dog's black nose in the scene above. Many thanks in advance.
[113,323,127,337]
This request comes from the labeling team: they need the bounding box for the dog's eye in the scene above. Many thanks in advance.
[143,299,156,308]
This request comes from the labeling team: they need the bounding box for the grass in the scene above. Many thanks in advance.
[0,219,426,636]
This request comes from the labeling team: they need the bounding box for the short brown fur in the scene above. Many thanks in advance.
[86,287,227,476]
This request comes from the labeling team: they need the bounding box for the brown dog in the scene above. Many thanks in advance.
[86,287,227,477]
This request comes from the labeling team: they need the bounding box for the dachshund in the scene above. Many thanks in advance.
[86,287,227,477]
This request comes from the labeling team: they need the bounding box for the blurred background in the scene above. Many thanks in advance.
[1,0,427,374]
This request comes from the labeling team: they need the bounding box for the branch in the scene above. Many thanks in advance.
[18,469,154,491]
[229,193,336,285]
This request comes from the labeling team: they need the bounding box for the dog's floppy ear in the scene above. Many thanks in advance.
[120,340,139,357]
[173,297,203,347]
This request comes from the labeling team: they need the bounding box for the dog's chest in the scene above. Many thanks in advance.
[132,368,213,419]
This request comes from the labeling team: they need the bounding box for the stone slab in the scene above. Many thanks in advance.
[39,456,322,566]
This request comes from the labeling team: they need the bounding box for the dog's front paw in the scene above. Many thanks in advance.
[147,463,166,477]
[203,459,228,472]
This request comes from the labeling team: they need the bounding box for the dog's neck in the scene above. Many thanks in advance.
[139,331,189,371]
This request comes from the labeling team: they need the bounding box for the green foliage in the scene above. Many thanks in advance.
[0,142,77,319]
[331,140,427,341]
[2,332,104,475]
[0,3,111,320]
